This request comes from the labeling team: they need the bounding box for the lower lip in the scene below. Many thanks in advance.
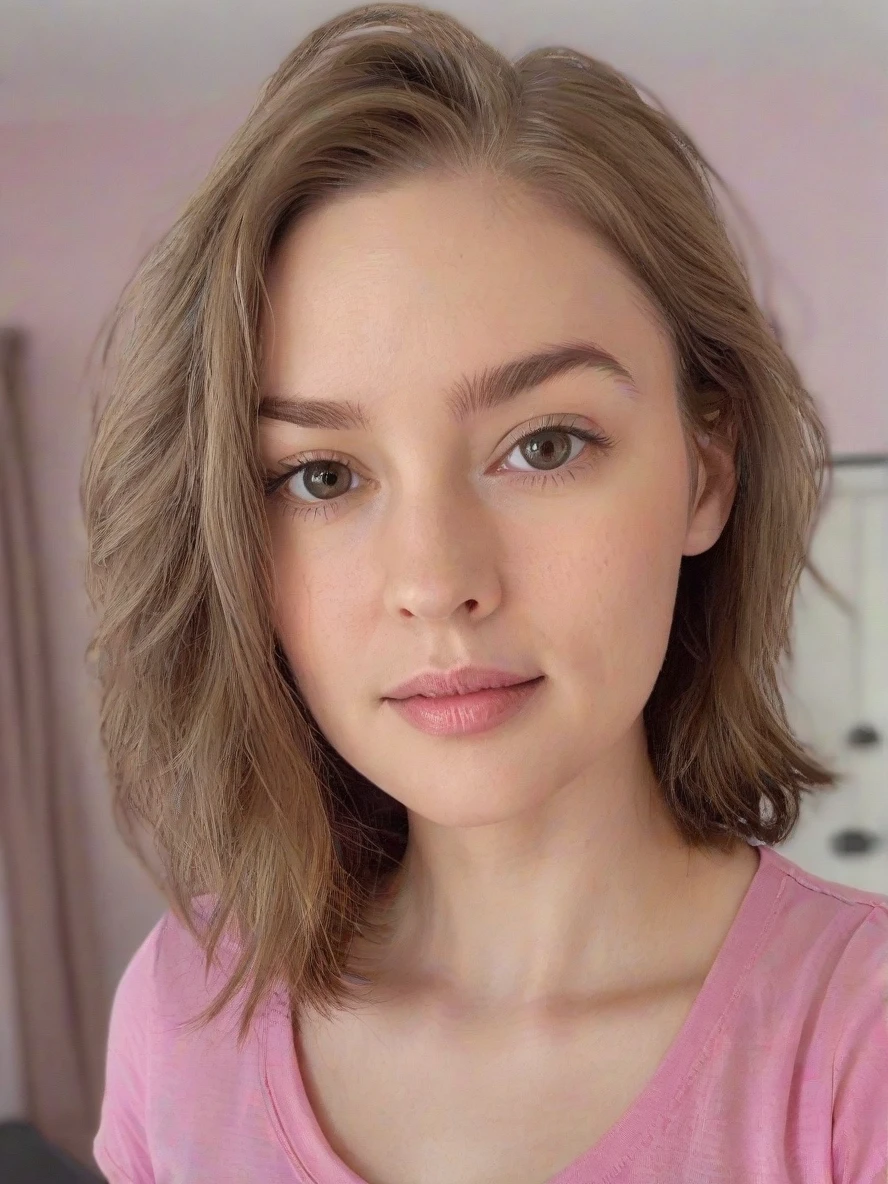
[384,677,545,736]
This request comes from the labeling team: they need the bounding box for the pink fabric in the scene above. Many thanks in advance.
[93,844,888,1182]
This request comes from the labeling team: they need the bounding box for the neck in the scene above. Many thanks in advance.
[346,727,756,1013]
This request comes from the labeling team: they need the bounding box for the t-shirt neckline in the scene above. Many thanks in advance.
[261,843,786,1184]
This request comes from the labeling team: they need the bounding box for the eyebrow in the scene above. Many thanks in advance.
[257,340,638,430]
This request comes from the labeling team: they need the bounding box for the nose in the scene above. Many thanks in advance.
[380,485,502,623]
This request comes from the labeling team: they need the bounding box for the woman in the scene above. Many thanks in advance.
[86,4,888,1181]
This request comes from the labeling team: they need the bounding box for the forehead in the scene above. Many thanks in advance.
[261,174,676,404]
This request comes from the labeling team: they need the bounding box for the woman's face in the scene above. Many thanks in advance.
[258,172,734,828]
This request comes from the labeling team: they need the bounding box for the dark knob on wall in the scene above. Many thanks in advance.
[830,828,883,856]
[846,723,883,748]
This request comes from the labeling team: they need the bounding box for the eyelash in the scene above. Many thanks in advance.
[263,413,615,522]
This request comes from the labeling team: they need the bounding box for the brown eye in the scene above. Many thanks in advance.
[518,429,575,471]
[293,460,353,501]
[504,425,605,474]
[264,418,614,522]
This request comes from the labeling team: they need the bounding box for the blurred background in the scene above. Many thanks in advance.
[0,0,886,1176]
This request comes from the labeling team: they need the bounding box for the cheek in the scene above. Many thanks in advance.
[270,524,375,722]
[527,476,689,694]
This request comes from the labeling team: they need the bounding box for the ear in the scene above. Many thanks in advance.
[682,415,737,557]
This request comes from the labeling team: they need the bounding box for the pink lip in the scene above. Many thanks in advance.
[385,677,545,737]
[384,665,541,700]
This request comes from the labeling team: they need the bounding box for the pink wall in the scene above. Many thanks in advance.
[1,65,886,996]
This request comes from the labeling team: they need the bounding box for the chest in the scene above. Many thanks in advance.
[294,980,702,1184]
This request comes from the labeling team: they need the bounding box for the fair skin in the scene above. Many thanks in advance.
[258,171,760,1183]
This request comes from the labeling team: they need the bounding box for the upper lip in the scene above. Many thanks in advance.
[383,666,542,700]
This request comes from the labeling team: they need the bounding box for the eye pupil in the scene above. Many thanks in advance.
[304,461,349,498]
[522,430,571,470]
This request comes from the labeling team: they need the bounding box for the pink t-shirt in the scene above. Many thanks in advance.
[94,843,888,1182]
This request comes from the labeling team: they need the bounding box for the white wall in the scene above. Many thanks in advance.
[779,461,888,892]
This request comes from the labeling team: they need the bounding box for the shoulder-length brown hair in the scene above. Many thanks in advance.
[82,1,836,1041]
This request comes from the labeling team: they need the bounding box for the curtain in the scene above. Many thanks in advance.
[0,327,105,1167]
